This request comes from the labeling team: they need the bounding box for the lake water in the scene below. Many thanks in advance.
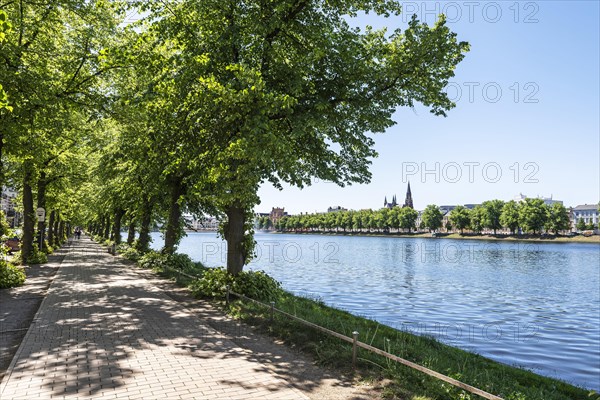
[150,231,600,390]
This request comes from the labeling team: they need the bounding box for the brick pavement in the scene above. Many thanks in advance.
[0,238,308,399]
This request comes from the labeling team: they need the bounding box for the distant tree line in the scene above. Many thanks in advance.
[261,199,592,236]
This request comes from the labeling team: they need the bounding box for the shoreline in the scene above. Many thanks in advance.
[262,230,600,244]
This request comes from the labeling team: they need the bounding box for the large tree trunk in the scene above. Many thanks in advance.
[21,169,35,263]
[163,177,184,254]
[112,209,125,245]
[47,210,56,247]
[127,219,136,245]
[137,198,152,252]
[36,172,47,251]
[225,204,246,275]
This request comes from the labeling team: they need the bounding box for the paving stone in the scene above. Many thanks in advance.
[0,238,307,400]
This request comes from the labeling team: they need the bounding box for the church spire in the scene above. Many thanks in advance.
[403,182,413,209]
[384,196,388,207]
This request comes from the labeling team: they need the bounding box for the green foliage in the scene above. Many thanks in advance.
[190,267,282,302]
[449,206,471,234]
[43,244,54,255]
[27,246,48,264]
[138,251,168,271]
[14,246,48,265]
[0,211,12,238]
[0,260,26,288]
[122,246,142,261]
[398,207,419,232]
[470,206,486,234]
[576,219,588,231]
[422,205,443,232]
[0,10,10,42]
[519,198,548,234]
[501,201,520,234]
[482,200,505,234]
[117,243,142,261]
[0,11,11,111]
[545,203,570,234]
[137,250,198,274]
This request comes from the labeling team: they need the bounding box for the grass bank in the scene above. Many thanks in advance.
[111,242,597,400]
[156,274,595,399]
[221,291,595,400]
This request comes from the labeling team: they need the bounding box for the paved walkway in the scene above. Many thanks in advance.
[0,238,308,399]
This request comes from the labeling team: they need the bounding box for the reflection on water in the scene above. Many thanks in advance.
[151,232,600,390]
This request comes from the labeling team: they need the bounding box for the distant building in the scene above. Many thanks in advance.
[439,205,456,215]
[514,193,527,203]
[269,207,287,226]
[185,215,219,231]
[513,193,562,206]
[571,204,599,230]
[403,182,414,209]
[327,206,347,213]
[384,182,413,209]
[383,195,397,209]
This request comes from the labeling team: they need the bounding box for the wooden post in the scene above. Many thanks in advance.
[352,331,359,369]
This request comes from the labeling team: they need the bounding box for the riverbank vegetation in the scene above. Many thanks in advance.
[111,240,596,400]
[264,199,598,238]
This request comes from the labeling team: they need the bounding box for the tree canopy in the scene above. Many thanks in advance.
[1,0,470,272]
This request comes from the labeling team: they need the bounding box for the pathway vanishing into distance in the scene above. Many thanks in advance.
[0,238,309,399]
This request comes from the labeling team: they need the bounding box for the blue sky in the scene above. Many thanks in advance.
[257,1,600,214]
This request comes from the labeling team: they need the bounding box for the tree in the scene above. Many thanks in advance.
[482,199,504,235]
[449,205,471,234]
[0,10,11,111]
[422,205,443,232]
[587,221,597,231]
[1,0,121,261]
[519,198,548,235]
[470,206,486,234]
[575,218,587,232]
[545,203,570,234]
[139,1,468,274]
[398,207,418,232]
[500,200,520,234]
[445,221,452,232]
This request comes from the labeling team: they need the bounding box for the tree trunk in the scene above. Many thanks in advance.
[59,220,65,243]
[36,172,47,251]
[21,169,35,263]
[163,177,184,254]
[225,204,246,275]
[98,216,105,237]
[54,213,61,245]
[112,209,125,245]
[127,219,136,245]
[47,210,56,247]
[103,215,110,239]
[137,198,152,252]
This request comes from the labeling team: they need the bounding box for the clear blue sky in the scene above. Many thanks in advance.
[257,1,600,214]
